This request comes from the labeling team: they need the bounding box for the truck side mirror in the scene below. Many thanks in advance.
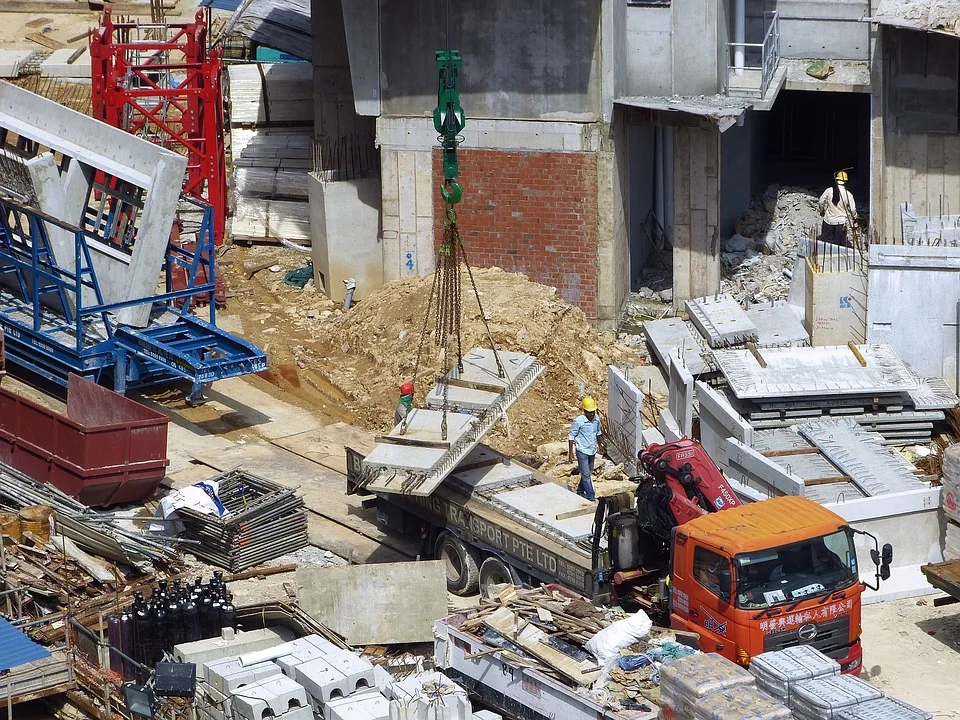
[880,543,893,580]
[719,570,731,600]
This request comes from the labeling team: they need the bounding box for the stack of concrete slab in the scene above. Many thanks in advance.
[360,348,544,497]
[643,295,810,380]
[712,343,958,444]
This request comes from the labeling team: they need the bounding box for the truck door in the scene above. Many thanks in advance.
[686,544,735,655]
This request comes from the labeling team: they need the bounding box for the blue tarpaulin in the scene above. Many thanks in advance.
[0,616,50,672]
[199,0,243,10]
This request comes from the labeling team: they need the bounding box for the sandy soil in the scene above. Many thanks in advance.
[861,596,960,717]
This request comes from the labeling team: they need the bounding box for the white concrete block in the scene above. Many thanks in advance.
[293,653,376,704]
[276,706,316,720]
[231,675,309,720]
[205,658,282,695]
[175,627,296,673]
[325,688,391,720]
[472,712,502,720]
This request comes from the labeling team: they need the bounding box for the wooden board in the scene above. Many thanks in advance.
[921,560,960,600]
[189,441,418,559]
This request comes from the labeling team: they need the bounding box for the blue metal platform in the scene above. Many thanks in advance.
[0,195,267,400]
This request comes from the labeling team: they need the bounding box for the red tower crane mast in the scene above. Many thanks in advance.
[90,8,227,246]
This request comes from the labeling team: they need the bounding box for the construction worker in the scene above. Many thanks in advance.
[818,170,856,247]
[568,396,605,501]
[395,382,415,426]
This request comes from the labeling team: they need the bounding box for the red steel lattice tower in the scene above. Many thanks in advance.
[91,8,227,245]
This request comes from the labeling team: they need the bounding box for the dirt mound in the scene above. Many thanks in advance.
[312,267,641,455]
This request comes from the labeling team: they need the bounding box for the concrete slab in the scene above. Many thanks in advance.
[203,376,322,441]
[805,260,867,347]
[324,689,390,720]
[448,445,532,493]
[365,409,476,472]
[606,365,643,475]
[231,674,310,720]
[425,349,541,412]
[40,48,92,78]
[906,377,960,411]
[493,483,596,541]
[685,294,757,348]
[296,561,447,645]
[746,300,809,347]
[658,408,682,442]
[714,344,920,400]
[667,354,694,437]
[174,628,296,672]
[642,317,708,375]
[695,381,753,469]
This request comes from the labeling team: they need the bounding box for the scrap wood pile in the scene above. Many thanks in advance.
[456,585,696,712]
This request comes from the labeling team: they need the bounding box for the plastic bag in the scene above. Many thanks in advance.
[585,609,653,665]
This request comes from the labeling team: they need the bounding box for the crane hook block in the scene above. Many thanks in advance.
[434,49,465,204]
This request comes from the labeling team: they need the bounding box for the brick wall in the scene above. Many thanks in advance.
[433,148,599,319]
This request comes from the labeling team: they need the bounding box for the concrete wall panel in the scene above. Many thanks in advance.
[607,365,643,476]
[624,6,673,96]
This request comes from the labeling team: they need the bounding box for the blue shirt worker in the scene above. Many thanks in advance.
[568,396,606,501]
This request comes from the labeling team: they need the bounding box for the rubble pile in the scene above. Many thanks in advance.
[312,268,641,455]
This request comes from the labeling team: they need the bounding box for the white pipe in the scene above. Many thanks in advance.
[239,642,295,667]
[734,0,745,75]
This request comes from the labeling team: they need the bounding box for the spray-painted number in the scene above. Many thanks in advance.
[839,296,852,309]
[405,252,414,271]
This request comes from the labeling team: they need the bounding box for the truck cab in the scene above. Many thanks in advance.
[669,496,864,674]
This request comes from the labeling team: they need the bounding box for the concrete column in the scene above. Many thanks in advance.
[596,115,630,330]
[672,125,721,306]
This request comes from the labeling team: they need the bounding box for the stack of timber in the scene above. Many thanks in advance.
[227,63,312,244]
[175,469,308,571]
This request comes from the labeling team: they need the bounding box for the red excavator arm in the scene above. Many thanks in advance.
[640,438,742,526]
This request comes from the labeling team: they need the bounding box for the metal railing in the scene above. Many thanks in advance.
[727,11,780,99]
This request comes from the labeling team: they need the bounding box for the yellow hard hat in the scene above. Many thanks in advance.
[582,396,598,412]
[834,170,848,183]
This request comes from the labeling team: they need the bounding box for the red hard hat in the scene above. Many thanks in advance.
[400,382,415,395]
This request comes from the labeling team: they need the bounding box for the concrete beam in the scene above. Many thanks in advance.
[696,380,753,469]
[340,0,380,116]
[725,437,805,496]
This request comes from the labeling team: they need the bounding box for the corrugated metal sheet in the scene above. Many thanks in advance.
[0,616,50,672]
[684,496,845,553]
[226,0,311,61]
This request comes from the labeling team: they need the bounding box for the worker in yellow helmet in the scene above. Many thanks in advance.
[568,396,606,501]
[818,170,856,247]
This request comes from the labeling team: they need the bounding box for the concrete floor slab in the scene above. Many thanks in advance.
[493,483,596,541]
[642,317,708,375]
[0,49,35,78]
[40,48,91,78]
[364,409,476,472]
[746,301,809,347]
[686,294,757,348]
[715,344,921,400]
[426,349,540,412]
[448,445,532,492]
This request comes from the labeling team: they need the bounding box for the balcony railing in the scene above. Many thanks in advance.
[727,11,780,100]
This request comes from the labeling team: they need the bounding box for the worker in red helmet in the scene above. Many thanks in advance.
[395,382,415,426]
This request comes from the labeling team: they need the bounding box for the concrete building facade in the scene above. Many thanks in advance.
[309,0,956,327]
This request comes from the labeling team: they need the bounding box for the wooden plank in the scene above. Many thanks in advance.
[25,17,53,28]
[803,475,853,487]
[555,506,595,521]
[374,435,450,449]
[484,606,601,686]
[26,32,65,50]
[762,447,819,458]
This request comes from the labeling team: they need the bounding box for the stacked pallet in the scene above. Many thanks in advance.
[175,469,308,571]
[942,444,960,560]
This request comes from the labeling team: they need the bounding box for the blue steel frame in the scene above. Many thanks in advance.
[0,195,266,400]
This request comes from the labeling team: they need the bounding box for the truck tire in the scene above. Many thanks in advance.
[479,556,519,599]
[436,532,481,595]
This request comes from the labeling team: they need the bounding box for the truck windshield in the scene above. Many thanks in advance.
[734,530,858,609]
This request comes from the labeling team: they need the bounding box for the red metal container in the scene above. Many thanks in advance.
[0,374,170,506]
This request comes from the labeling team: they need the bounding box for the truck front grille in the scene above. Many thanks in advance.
[762,615,851,659]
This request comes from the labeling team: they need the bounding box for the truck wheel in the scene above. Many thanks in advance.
[436,533,481,595]
[479,557,519,599]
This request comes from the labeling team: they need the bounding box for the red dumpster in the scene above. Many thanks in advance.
[0,374,170,506]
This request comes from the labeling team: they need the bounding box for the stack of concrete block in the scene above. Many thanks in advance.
[283,637,377,711]
[40,48,92,79]
[389,672,472,720]
[0,50,37,78]
[325,689,390,720]
[206,656,284,695]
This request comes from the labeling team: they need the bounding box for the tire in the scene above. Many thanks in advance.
[436,532,481,595]
[479,556,519,599]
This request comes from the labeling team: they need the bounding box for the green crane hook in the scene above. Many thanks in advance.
[434,49,465,207]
